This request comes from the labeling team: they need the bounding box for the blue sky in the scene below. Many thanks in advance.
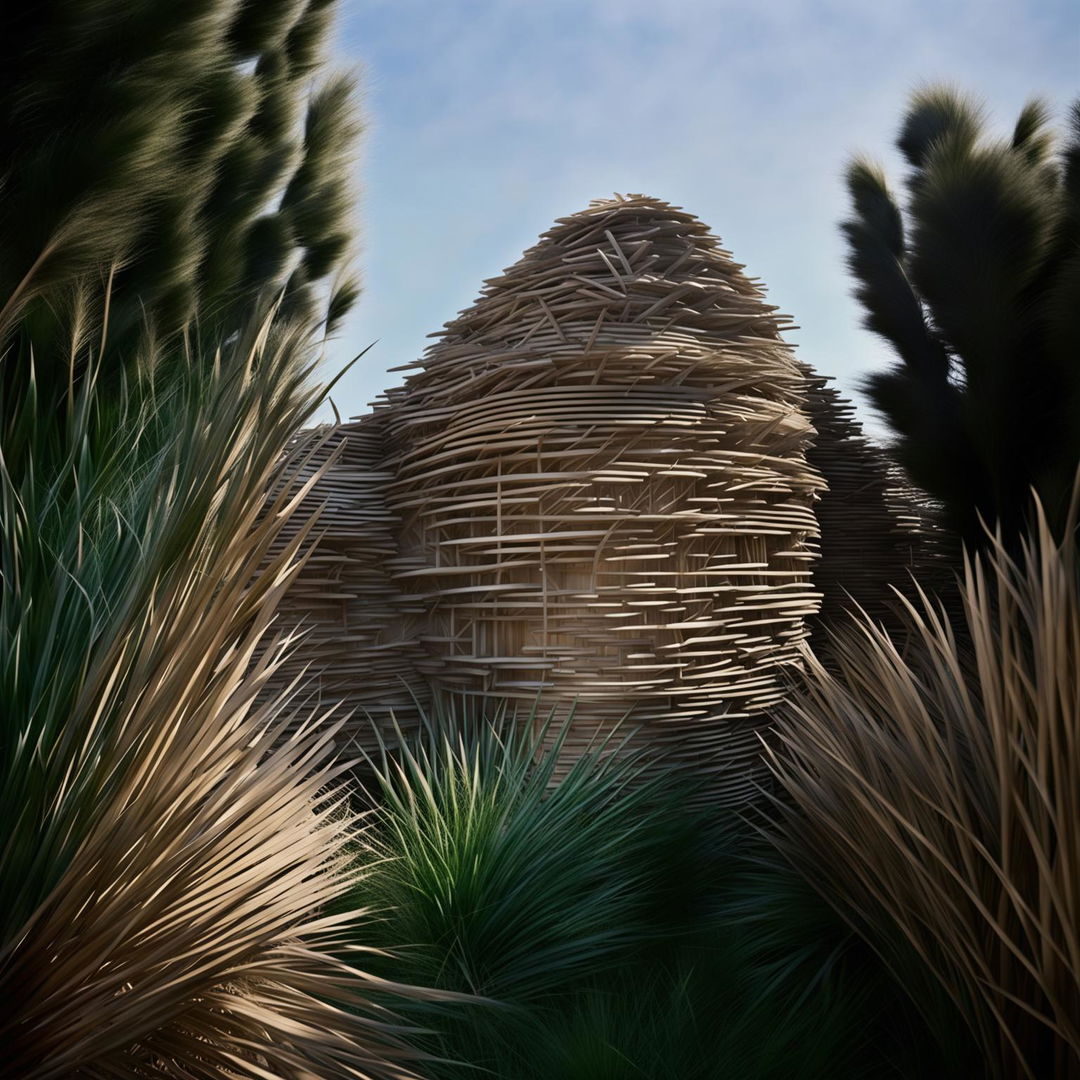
[326,0,1078,433]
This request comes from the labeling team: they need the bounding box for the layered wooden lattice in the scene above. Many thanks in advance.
[802,373,947,635]
[373,195,824,801]
[265,195,947,803]
[264,420,431,736]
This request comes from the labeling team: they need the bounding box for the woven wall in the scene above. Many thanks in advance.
[263,419,431,738]
[802,374,946,635]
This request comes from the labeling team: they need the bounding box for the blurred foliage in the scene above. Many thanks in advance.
[844,86,1080,548]
[0,0,361,410]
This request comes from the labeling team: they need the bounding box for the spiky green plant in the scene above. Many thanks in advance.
[767,492,1080,1079]
[342,706,961,1080]
[350,706,680,1002]
[843,87,1080,548]
[0,0,361,403]
[0,308,431,1078]
[336,706,702,1075]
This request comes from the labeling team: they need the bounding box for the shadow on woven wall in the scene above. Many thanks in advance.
[265,195,942,806]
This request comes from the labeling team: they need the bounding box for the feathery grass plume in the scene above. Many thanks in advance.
[844,86,1080,550]
[766,489,1080,1079]
[0,311,431,1078]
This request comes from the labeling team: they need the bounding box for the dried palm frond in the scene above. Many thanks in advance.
[767,488,1080,1080]
[0,313,431,1079]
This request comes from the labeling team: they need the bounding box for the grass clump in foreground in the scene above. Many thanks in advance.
[0,307,434,1078]
[769,490,1080,1080]
[341,704,972,1079]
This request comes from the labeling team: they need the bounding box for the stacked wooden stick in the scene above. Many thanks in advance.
[265,421,431,739]
[802,373,946,636]
[374,195,823,803]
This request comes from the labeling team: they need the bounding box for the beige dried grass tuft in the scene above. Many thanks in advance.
[0,320,431,1079]
[768,490,1080,1080]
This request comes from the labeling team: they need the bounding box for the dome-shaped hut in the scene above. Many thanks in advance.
[261,417,431,737]
[269,194,943,805]
[375,194,824,803]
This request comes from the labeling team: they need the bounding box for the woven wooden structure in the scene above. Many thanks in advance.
[267,194,945,805]
[801,373,946,635]
[263,420,431,735]
[372,195,823,802]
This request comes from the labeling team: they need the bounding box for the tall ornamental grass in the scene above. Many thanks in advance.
[768,494,1080,1080]
[0,309,431,1078]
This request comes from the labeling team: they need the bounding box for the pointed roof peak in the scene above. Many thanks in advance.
[585,192,685,211]
[377,195,797,414]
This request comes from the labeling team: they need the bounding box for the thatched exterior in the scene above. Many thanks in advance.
[265,420,431,734]
[802,374,948,635]
[268,194,942,805]
[371,195,824,803]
